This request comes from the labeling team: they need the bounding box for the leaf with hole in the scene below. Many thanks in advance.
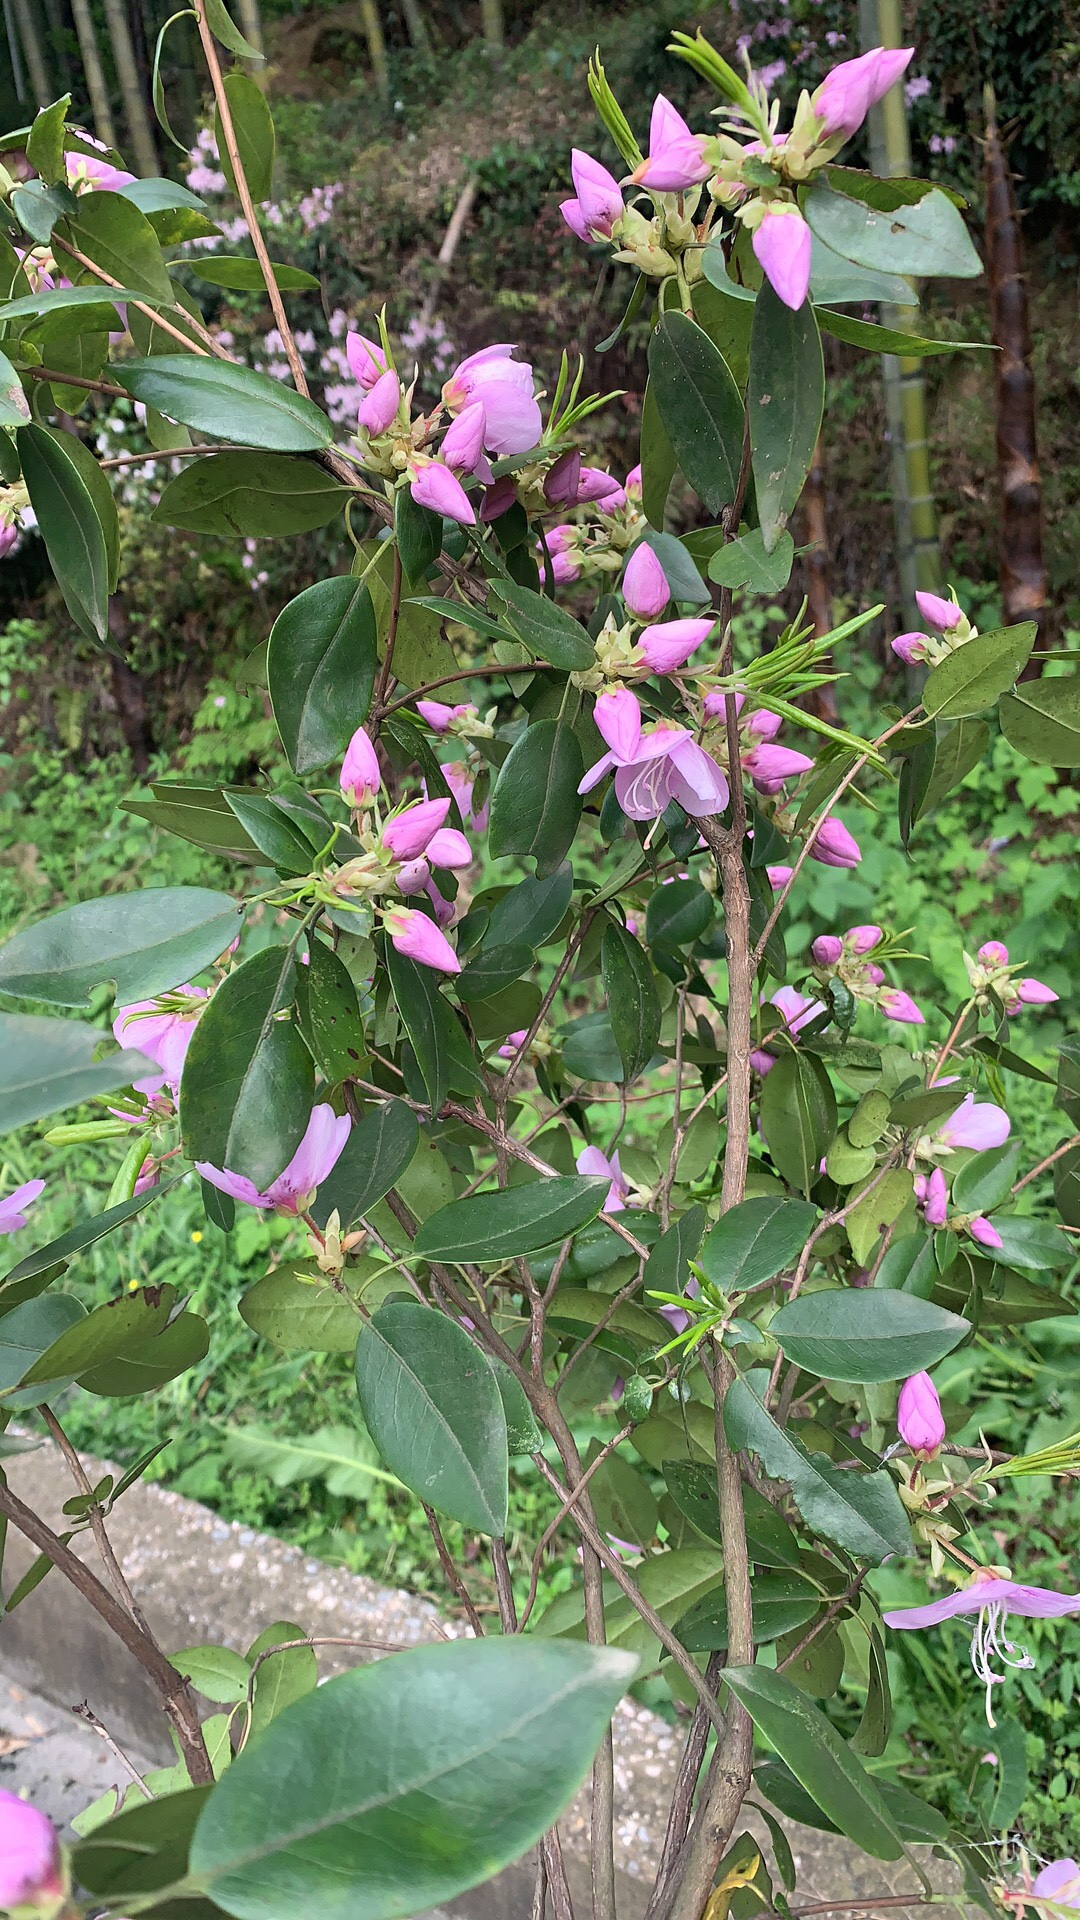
[804,184,981,279]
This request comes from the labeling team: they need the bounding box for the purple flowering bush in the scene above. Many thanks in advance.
[0,13,1078,1920]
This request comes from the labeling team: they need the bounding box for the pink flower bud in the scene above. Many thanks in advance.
[575,467,621,503]
[358,366,401,435]
[622,543,670,619]
[703,689,746,723]
[0,1793,63,1909]
[969,1215,1004,1249]
[812,935,844,966]
[849,925,883,954]
[498,1028,530,1058]
[892,630,930,665]
[426,826,472,869]
[594,688,642,761]
[897,1371,945,1456]
[915,589,962,632]
[767,864,793,891]
[409,459,475,525]
[633,97,710,191]
[416,700,457,733]
[479,475,518,521]
[441,400,487,474]
[1017,977,1059,1005]
[340,725,380,807]
[560,198,591,242]
[544,450,581,506]
[977,940,1010,967]
[744,742,814,795]
[395,858,432,895]
[746,708,782,741]
[624,464,642,498]
[639,616,716,674]
[752,208,812,311]
[570,149,624,237]
[864,962,885,985]
[812,48,914,141]
[810,815,861,868]
[879,987,925,1025]
[346,331,389,390]
[384,904,461,973]
[383,797,451,862]
[0,525,19,560]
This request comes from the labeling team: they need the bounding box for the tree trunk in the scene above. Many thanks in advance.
[984,84,1045,674]
[357,0,389,94]
[108,598,155,774]
[41,0,73,91]
[10,0,53,109]
[799,433,838,722]
[235,0,269,90]
[399,0,430,53]
[3,0,28,105]
[480,0,504,49]
[69,0,119,149]
[858,0,944,628]
[101,0,159,174]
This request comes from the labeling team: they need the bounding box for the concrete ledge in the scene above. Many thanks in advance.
[0,1443,958,1918]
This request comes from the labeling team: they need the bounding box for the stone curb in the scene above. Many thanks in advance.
[0,1443,954,1918]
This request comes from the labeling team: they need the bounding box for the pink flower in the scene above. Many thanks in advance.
[767,864,793,891]
[497,1028,530,1060]
[346,331,389,390]
[384,903,461,973]
[576,467,621,503]
[753,985,826,1074]
[812,935,844,966]
[134,1156,159,1196]
[850,925,883,953]
[1017,977,1059,1006]
[936,1094,1010,1153]
[744,741,814,795]
[622,544,670,619]
[969,1215,1004,1250]
[0,1791,64,1909]
[915,589,962,632]
[576,1144,630,1212]
[638,616,716,674]
[0,526,19,560]
[0,1180,45,1236]
[580,720,728,821]
[441,761,487,833]
[340,725,380,807]
[879,987,925,1025]
[978,940,1010,967]
[426,826,472,869]
[383,797,451,862]
[65,149,136,192]
[753,208,813,311]
[544,451,581,506]
[416,700,474,733]
[197,1103,351,1214]
[441,400,487,474]
[632,95,710,191]
[811,47,914,141]
[560,198,592,242]
[897,1371,945,1455]
[409,459,475,525]
[809,816,861,868]
[884,1572,1080,1724]
[113,986,207,1096]
[915,1167,948,1227]
[480,475,518,521]
[569,149,625,237]
[442,345,542,457]
[891,630,930,665]
[357,366,401,435]
[1032,1863,1080,1909]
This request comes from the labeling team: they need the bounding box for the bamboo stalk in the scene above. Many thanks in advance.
[3,0,27,105]
[479,0,505,48]
[357,0,389,94]
[399,0,430,52]
[235,0,269,90]
[69,0,119,149]
[10,0,52,109]
[102,0,159,174]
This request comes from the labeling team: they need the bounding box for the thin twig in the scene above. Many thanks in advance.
[422,1504,485,1637]
[41,1410,152,1637]
[71,1703,152,1799]
[51,236,216,358]
[1013,1131,1080,1193]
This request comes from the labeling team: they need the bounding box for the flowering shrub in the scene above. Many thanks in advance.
[0,12,1077,1920]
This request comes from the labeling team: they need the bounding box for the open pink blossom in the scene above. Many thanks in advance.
[576,1145,630,1213]
[632,95,710,191]
[622,544,670,619]
[382,797,451,862]
[1031,1862,1080,1909]
[580,718,727,822]
[753,208,812,310]
[197,1104,351,1215]
[935,1094,1010,1153]
[346,332,389,389]
[884,1573,1080,1725]
[879,987,925,1025]
[897,1371,945,1455]
[340,725,380,807]
[384,904,461,973]
[65,149,136,193]
[639,616,716,674]
[0,1791,64,1909]
[0,1181,45,1237]
[113,986,207,1096]
[752,984,826,1075]
[569,150,624,237]
[358,367,401,436]
[409,458,475,525]
[915,589,963,632]
[811,47,914,141]
[810,815,861,868]
[442,345,542,457]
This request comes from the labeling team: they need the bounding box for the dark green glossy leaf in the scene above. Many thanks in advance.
[919,718,989,815]
[708,528,794,593]
[117,359,331,454]
[698,1197,816,1291]
[188,1638,635,1920]
[355,1302,508,1532]
[310,1100,419,1231]
[413,1175,609,1263]
[853,1621,891,1758]
[123,783,261,856]
[817,309,990,356]
[1,1186,169,1297]
[0,886,239,1007]
[678,1573,820,1650]
[601,922,660,1085]
[483,865,573,951]
[640,376,676,530]
[489,721,584,876]
[79,1311,210,1396]
[643,1207,706,1308]
[224,794,318,876]
[20,1285,174,1387]
[189,257,318,292]
[760,1052,836,1195]
[950,1143,1022,1216]
[18,423,111,643]
[490,583,596,671]
[0,1293,86,1408]
[153,453,348,537]
[986,1215,1072,1271]
[56,188,173,300]
[804,184,981,279]
[394,485,442,585]
[647,312,743,515]
[1000,674,1080,767]
[215,73,275,201]
[74,1785,214,1900]
[384,945,482,1114]
[922,625,1035,720]
[645,879,713,948]
[748,285,824,553]
[0,1013,154,1136]
[180,945,314,1190]
[204,0,263,58]
[770,1287,969,1382]
[296,941,367,1082]
[240,1263,362,1353]
[455,944,531,1001]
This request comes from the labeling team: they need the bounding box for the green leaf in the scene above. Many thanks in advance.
[1000,674,1080,766]
[640,376,677,529]
[17,423,110,643]
[0,1013,154,1136]
[490,583,596,671]
[698,1197,816,1292]
[483,865,573,950]
[760,1052,836,1195]
[55,188,173,300]
[180,945,314,1190]
[223,793,318,876]
[215,73,275,202]
[78,1310,209,1396]
[247,1622,318,1739]
[0,284,136,324]
[227,1421,402,1494]
[0,886,239,1008]
[888,1086,966,1130]
[354,1302,508,1533]
[26,96,70,186]
[384,945,482,1114]
[986,1215,1072,1271]
[73,1784,214,1901]
[413,1175,609,1263]
[922,624,1036,719]
[748,286,824,553]
[535,1546,724,1670]
[638,529,709,604]
[489,720,584,875]
[770,1287,969,1382]
[455,944,532,1001]
[662,1461,802,1567]
[153,452,348,537]
[310,1100,419,1231]
[393,484,442,585]
[204,0,263,58]
[647,312,744,515]
[645,878,713,949]
[920,718,989,813]
[601,922,660,1085]
[0,347,30,428]
[492,1362,544,1454]
[754,1761,947,1846]
[268,578,377,775]
[707,528,794,593]
[189,256,318,292]
[116,359,331,454]
[189,1638,634,1920]
[984,1714,1028,1831]
[643,1207,706,1302]
[18,1284,175,1387]
[724,1373,911,1562]
[587,1444,658,1548]
[817,309,991,357]
[853,1621,892,1758]
[0,1294,86,1408]
[240,1263,362,1353]
[123,783,261,856]
[174,1644,252,1705]
[724,1666,903,1859]
[950,1143,1022,1216]
[294,941,367,1083]
[1,1186,167,1300]
[677,1572,820,1651]
[804,184,981,280]
[11,180,78,245]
